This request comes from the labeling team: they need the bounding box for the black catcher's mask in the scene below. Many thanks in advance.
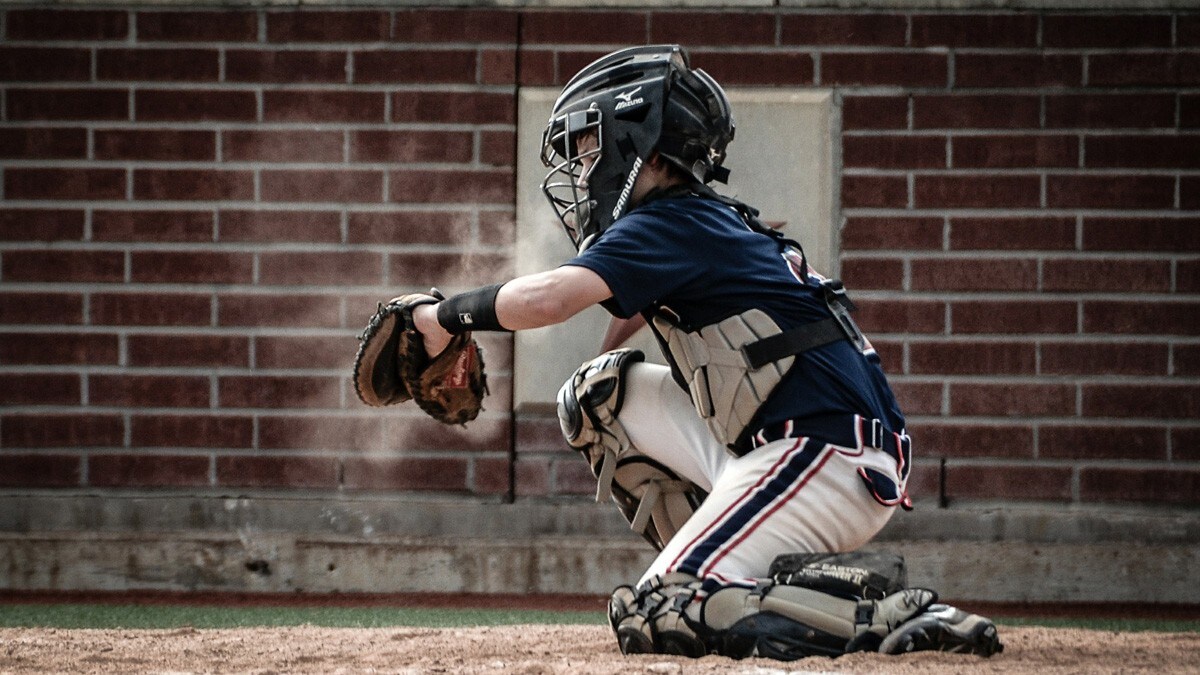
[540,45,735,252]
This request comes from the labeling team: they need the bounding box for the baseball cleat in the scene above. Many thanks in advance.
[878,603,1003,657]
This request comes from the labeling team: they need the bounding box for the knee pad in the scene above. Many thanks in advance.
[558,349,705,550]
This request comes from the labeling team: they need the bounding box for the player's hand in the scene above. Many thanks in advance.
[411,303,452,357]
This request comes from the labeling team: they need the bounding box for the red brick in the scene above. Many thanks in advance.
[1084,301,1199,336]
[910,341,1036,375]
[870,339,903,370]
[91,374,211,408]
[347,211,472,245]
[7,88,128,121]
[137,89,257,122]
[1176,344,1200,377]
[914,95,1040,129]
[3,250,124,283]
[1180,260,1200,293]
[650,11,776,46]
[134,169,254,201]
[904,463,939,501]
[90,454,210,488]
[951,300,1077,334]
[1090,53,1200,87]
[840,257,904,290]
[1043,14,1172,48]
[552,50,613,87]
[217,455,338,489]
[946,463,1072,502]
[822,52,946,87]
[219,375,341,409]
[842,217,942,252]
[910,14,1037,47]
[781,13,905,46]
[843,135,945,169]
[915,175,1040,209]
[131,415,253,449]
[517,48,554,86]
[1173,427,1200,460]
[94,129,215,161]
[393,9,518,42]
[520,11,645,44]
[342,456,468,491]
[355,49,478,84]
[855,299,945,334]
[7,9,128,40]
[267,10,389,42]
[692,50,814,86]
[555,459,599,496]
[1083,383,1199,419]
[127,334,249,368]
[217,294,341,328]
[0,128,87,159]
[263,90,385,123]
[226,50,348,83]
[90,293,212,327]
[950,217,1076,252]
[1086,135,1200,169]
[0,209,85,242]
[1079,468,1200,505]
[1046,94,1176,129]
[481,130,516,167]
[392,91,514,125]
[481,48,516,86]
[382,416,509,454]
[93,210,213,242]
[1042,342,1168,377]
[1185,177,1200,210]
[1184,16,1200,47]
[841,96,908,131]
[889,381,943,415]
[1043,258,1170,293]
[0,332,118,366]
[258,415,384,451]
[841,175,907,209]
[1046,175,1175,210]
[0,293,83,324]
[219,210,342,243]
[0,455,81,488]
[912,258,1037,292]
[223,130,344,163]
[256,336,346,370]
[1041,425,1166,461]
[136,11,258,42]
[261,170,384,203]
[953,135,1077,169]
[0,374,80,405]
[957,54,1081,88]
[387,252,512,288]
[950,383,1076,417]
[5,169,125,201]
[1083,217,1200,252]
[479,210,516,248]
[97,48,219,82]
[917,424,1034,459]
[1185,95,1200,128]
[350,130,473,164]
[0,48,90,81]
[389,169,514,205]
[2,414,124,448]
[259,251,382,286]
[474,457,513,496]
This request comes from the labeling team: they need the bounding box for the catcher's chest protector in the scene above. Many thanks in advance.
[650,308,794,453]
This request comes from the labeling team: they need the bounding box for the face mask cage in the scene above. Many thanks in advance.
[540,106,602,249]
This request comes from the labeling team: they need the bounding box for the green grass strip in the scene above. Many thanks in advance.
[999,616,1200,634]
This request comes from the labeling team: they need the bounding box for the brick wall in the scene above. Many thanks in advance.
[0,6,1196,509]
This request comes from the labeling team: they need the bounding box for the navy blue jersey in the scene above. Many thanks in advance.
[563,195,906,440]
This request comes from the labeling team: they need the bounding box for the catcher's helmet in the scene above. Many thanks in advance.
[540,45,735,252]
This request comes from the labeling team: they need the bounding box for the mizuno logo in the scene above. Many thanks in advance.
[614,86,645,111]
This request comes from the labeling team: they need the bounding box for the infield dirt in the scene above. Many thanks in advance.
[0,624,1195,674]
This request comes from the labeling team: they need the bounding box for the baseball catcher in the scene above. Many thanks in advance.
[376,44,1002,661]
[353,290,487,426]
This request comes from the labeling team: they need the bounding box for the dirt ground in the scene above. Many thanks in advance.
[0,624,1196,674]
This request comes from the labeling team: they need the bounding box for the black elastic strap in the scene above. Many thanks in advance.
[740,318,846,370]
[436,283,509,334]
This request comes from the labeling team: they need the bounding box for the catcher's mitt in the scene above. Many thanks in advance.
[353,291,488,426]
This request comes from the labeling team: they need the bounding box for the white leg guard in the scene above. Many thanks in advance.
[606,575,937,661]
[558,349,706,550]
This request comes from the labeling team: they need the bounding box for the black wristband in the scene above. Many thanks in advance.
[436,283,508,334]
